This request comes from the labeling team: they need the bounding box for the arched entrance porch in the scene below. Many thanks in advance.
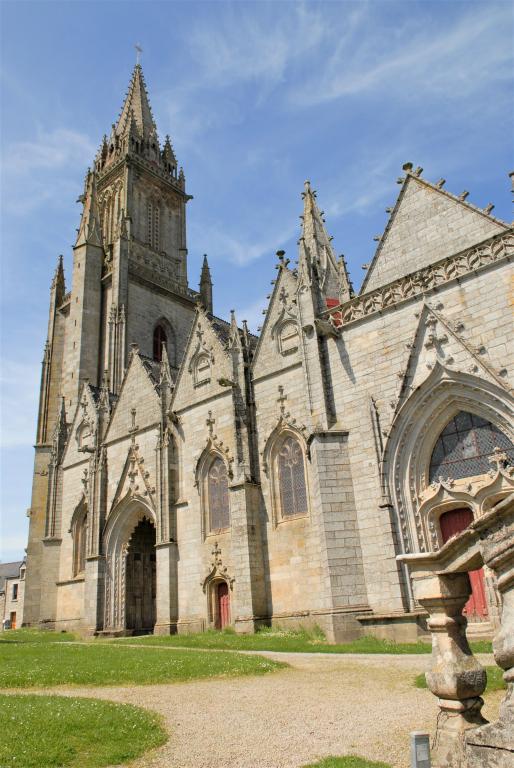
[125,517,156,633]
[103,497,157,634]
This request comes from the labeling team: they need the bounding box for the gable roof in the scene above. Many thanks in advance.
[360,167,509,295]
[0,561,24,592]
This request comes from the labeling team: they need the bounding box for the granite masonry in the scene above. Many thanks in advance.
[23,64,514,643]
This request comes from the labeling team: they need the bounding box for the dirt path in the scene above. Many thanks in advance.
[12,652,502,768]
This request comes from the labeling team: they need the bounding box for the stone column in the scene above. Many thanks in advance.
[412,571,487,768]
[229,480,266,634]
[154,542,178,635]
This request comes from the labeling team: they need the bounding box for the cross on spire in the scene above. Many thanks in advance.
[277,385,287,415]
[135,43,143,66]
[206,410,215,436]
[128,407,139,443]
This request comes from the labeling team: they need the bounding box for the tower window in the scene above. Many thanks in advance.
[153,325,167,362]
[147,201,160,250]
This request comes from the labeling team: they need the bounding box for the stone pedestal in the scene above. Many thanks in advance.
[414,572,487,768]
[465,494,514,767]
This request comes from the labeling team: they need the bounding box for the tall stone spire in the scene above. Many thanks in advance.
[199,254,213,314]
[95,64,164,173]
[116,64,158,141]
[299,181,352,304]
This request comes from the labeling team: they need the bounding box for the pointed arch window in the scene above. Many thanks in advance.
[208,457,230,532]
[72,509,88,577]
[276,435,308,519]
[429,411,514,483]
[153,325,167,362]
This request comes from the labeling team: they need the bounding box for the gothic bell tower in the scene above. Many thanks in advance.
[59,62,197,408]
[24,63,198,626]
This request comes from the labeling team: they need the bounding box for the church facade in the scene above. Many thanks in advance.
[23,65,514,640]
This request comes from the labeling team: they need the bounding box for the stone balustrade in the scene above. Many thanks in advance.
[399,492,514,768]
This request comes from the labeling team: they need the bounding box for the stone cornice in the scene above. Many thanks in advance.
[324,229,513,330]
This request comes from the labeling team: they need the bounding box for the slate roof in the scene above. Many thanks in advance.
[0,561,24,593]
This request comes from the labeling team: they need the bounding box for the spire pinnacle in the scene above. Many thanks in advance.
[299,181,351,303]
[199,254,213,314]
[51,254,66,304]
[116,63,157,141]
[75,169,102,248]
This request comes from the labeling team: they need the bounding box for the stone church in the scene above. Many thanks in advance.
[23,64,514,640]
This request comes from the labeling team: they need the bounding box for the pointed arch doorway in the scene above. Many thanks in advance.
[215,581,230,629]
[439,508,488,619]
[125,517,156,633]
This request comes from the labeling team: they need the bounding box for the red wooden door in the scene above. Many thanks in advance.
[217,582,230,629]
[439,508,488,618]
[10,612,16,630]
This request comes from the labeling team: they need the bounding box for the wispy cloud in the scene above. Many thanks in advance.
[189,219,298,267]
[290,4,513,107]
[1,128,95,216]
[187,2,329,90]
[3,129,95,174]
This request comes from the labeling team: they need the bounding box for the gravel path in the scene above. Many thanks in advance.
[14,651,502,768]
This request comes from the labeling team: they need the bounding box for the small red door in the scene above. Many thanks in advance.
[216,582,230,629]
[440,508,488,619]
[10,612,16,630]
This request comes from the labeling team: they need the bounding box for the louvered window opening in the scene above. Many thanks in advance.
[147,202,160,250]
[208,458,230,531]
[278,436,308,517]
[153,325,167,362]
[429,411,514,482]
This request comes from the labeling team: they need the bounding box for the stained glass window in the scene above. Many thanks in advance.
[208,457,230,531]
[429,411,514,482]
[278,436,308,517]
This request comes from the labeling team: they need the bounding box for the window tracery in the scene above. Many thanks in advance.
[207,457,230,533]
[194,352,211,386]
[429,411,514,482]
[278,321,299,356]
[271,433,309,521]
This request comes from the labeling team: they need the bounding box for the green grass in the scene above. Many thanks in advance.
[0,694,167,767]
[302,757,391,768]
[0,642,285,688]
[0,628,76,644]
[111,626,493,655]
[415,665,506,692]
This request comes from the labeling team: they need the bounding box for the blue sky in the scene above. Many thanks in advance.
[1,0,513,562]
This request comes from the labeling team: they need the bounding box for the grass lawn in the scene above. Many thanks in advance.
[302,757,391,768]
[111,626,493,655]
[0,628,76,644]
[0,642,285,688]
[0,694,166,768]
[415,665,506,692]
